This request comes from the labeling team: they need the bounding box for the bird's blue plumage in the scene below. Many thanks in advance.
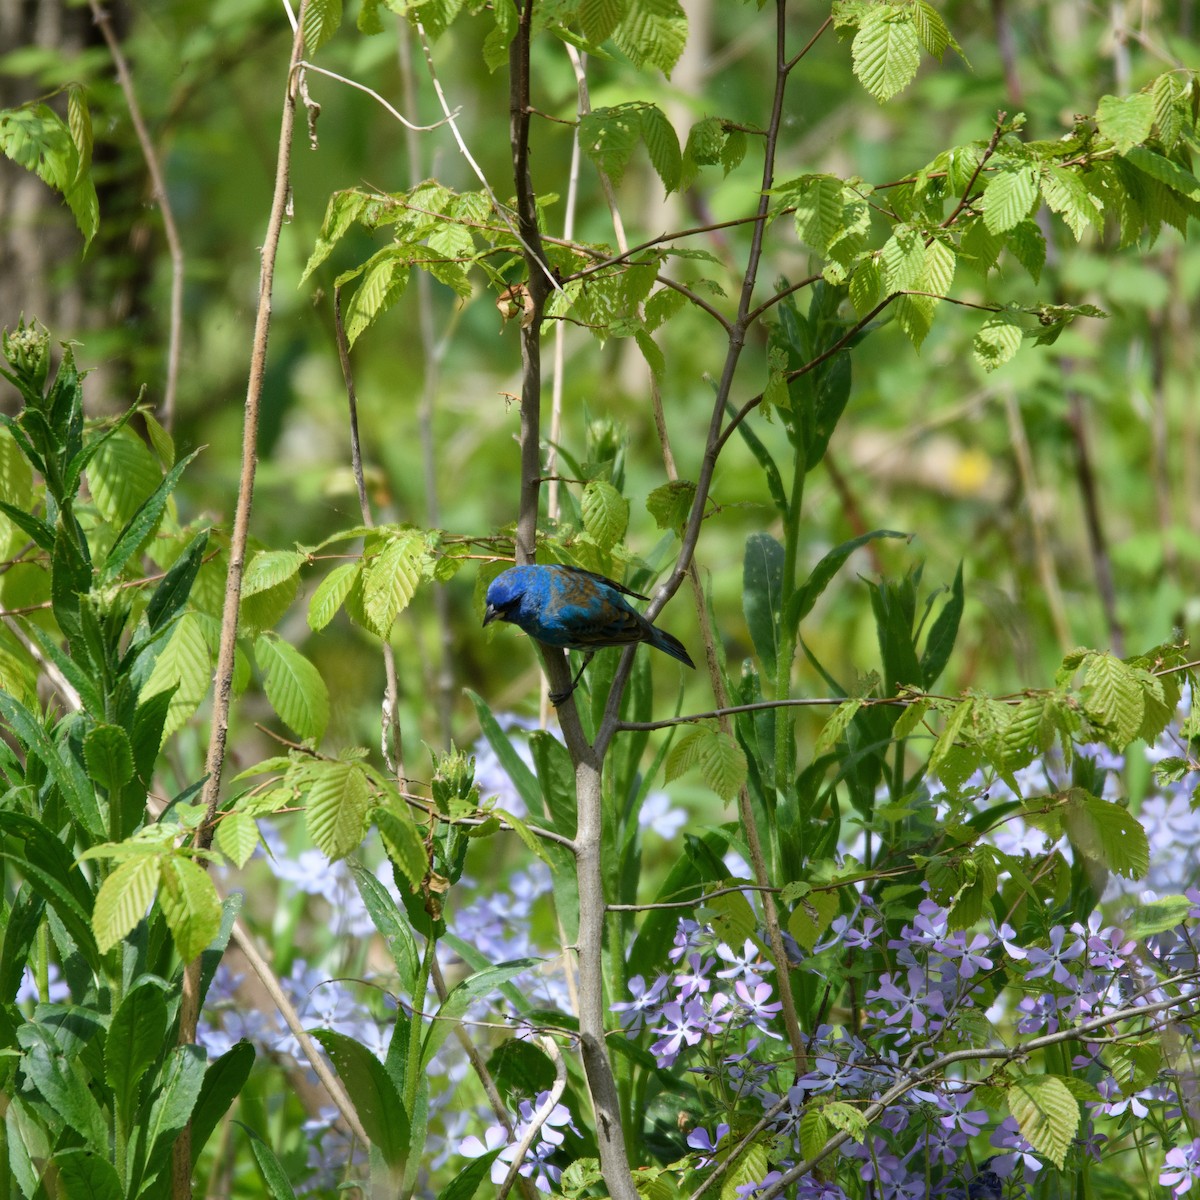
[484,564,695,668]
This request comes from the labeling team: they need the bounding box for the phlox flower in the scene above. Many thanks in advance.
[1023,926,1086,985]
[1161,1139,1200,1196]
[610,973,667,1032]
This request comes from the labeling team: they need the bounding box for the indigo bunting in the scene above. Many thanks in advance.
[483,564,695,700]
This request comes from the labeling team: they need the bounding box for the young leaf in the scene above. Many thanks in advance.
[255,635,330,741]
[612,0,687,78]
[581,479,629,550]
[158,855,223,962]
[973,311,1023,372]
[982,163,1038,234]
[639,104,682,192]
[363,532,425,636]
[1095,92,1155,154]
[308,561,362,632]
[1006,1074,1079,1169]
[93,853,161,952]
[851,6,921,103]
[784,530,909,635]
[305,759,371,861]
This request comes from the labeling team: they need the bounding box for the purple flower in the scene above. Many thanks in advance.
[1024,926,1086,985]
[716,938,772,984]
[1162,1139,1200,1195]
[687,1122,730,1167]
[611,974,667,1033]
[675,952,717,999]
[650,999,707,1067]
[732,980,784,1033]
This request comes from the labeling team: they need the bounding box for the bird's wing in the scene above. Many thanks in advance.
[559,564,651,602]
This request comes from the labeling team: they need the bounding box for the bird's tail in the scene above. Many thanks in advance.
[650,626,696,669]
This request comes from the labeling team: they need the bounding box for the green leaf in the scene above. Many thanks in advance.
[1005,219,1046,281]
[255,635,330,741]
[303,0,342,49]
[363,532,425,636]
[305,759,371,860]
[1040,165,1102,241]
[983,163,1038,234]
[792,175,846,256]
[581,479,629,550]
[66,85,93,185]
[973,311,1023,372]
[580,0,626,44]
[242,549,306,597]
[350,859,420,990]
[1096,92,1156,153]
[851,7,921,103]
[785,530,909,634]
[312,1029,410,1165]
[1124,894,1192,938]
[579,105,642,186]
[308,561,361,632]
[664,725,708,783]
[145,529,209,636]
[241,1124,299,1200]
[611,0,687,77]
[639,104,682,192]
[1123,145,1200,200]
[0,103,98,246]
[20,1025,108,1147]
[880,225,925,291]
[436,1152,504,1200]
[140,610,212,742]
[375,804,429,890]
[54,1150,122,1200]
[342,246,412,346]
[215,811,260,869]
[103,449,201,581]
[190,1041,255,1164]
[93,853,161,952]
[86,428,162,526]
[107,979,169,1116]
[302,189,370,284]
[920,562,963,688]
[912,0,953,59]
[816,698,863,754]
[743,533,784,680]
[1062,791,1149,880]
[1081,652,1144,747]
[1007,1074,1079,1169]
[158,855,223,961]
[422,959,541,1068]
[83,722,135,791]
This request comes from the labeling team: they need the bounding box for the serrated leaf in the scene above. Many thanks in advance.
[93,854,161,951]
[699,729,747,800]
[342,247,412,346]
[87,429,163,526]
[1040,165,1102,241]
[640,104,681,192]
[1005,219,1046,281]
[580,0,626,43]
[816,698,863,753]
[308,561,361,631]
[1096,92,1155,154]
[1007,1074,1079,1169]
[302,0,342,53]
[983,163,1038,234]
[242,549,306,597]
[849,254,882,315]
[158,855,223,962]
[581,479,629,550]
[375,804,429,889]
[140,611,212,742]
[215,811,260,869]
[792,175,845,255]
[83,723,135,791]
[580,105,642,186]
[1123,146,1200,200]
[880,225,925,291]
[1081,652,1144,747]
[973,312,1023,372]
[305,760,370,861]
[851,7,921,102]
[255,635,329,741]
[912,0,952,59]
[1062,792,1149,880]
[893,695,932,740]
[612,0,687,78]
[363,533,425,635]
[302,189,370,284]
[787,887,839,952]
[664,725,708,783]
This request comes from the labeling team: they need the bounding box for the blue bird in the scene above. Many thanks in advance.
[483,564,695,702]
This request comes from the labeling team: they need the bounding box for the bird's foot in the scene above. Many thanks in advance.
[548,687,573,706]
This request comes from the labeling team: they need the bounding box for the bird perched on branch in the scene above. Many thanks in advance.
[483,563,695,703]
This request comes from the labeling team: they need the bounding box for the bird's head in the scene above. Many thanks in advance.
[482,566,529,627]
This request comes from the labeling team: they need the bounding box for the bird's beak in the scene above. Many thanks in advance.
[483,603,499,627]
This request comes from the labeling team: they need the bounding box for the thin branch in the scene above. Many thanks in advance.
[783,15,833,71]
[654,274,732,331]
[229,919,369,1145]
[744,272,822,325]
[755,979,1200,1200]
[941,111,1007,230]
[607,883,782,912]
[416,21,559,295]
[297,60,455,130]
[88,0,184,431]
[497,1036,567,1200]
[197,11,309,853]
[332,286,405,779]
